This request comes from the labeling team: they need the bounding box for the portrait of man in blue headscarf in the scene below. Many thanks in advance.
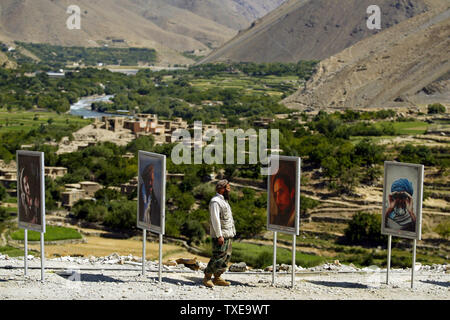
[385,178,416,232]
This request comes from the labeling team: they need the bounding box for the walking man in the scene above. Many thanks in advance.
[203,180,236,288]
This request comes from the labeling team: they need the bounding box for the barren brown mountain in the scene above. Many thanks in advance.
[199,0,431,64]
[283,0,450,110]
[0,0,285,65]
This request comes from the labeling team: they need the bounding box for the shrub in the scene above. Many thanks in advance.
[181,220,206,245]
[434,222,450,239]
[0,184,6,201]
[344,212,387,247]
[0,207,10,222]
[427,103,446,114]
[233,205,266,239]
[300,195,320,215]
[104,200,137,230]
[398,144,437,166]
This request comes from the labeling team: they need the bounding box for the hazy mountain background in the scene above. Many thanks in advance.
[0,0,286,65]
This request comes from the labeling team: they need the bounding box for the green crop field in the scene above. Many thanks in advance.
[224,242,326,269]
[0,245,39,257]
[375,121,429,135]
[10,226,82,242]
[0,108,91,135]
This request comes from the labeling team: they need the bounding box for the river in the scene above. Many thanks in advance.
[69,95,117,118]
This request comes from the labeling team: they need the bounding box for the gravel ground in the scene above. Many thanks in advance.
[0,254,448,300]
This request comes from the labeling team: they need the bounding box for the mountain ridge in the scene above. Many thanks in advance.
[282,1,450,110]
[0,0,285,65]
[198,0,432,64]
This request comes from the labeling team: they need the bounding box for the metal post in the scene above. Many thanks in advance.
[24,229,28,276]
[411,239,417,289]
[272,231,277,286]
[386,235,391,285]
[40,232,45,282]
[292,234,296,289]
[142,229,146,276]
[159,233,163,283]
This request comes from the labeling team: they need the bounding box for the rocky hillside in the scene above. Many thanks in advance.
[0,51,16,68]
[198,0,431,64]
[282,0,450,110]
[0,0,285,65]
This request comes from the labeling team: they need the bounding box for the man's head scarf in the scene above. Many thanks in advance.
[391,178,413,196]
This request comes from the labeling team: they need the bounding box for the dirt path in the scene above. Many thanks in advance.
[0,257,448,300]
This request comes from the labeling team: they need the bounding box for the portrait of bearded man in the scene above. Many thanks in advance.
[269,159,297,229]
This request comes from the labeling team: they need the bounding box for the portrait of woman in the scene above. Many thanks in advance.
[17,151,45,232]
[267,156,300,235]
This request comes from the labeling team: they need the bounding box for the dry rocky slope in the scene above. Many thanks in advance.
[0,0,284,65]
[199,0,430,64]
[283,0,450,110]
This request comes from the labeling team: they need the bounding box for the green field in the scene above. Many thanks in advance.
[377,121,429,135]
[189,74,301,96]
[0,108,91,135]
[0,245,39,257]
[10,226,82,242]
[203,241,327,269]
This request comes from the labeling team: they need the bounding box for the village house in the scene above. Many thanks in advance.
[45,167,68,179]
[61,181,102,209]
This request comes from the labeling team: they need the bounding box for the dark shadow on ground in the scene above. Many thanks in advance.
[184,276,257,288]
[148,276,197,286]
[419,280,450,288]
[307,280,368,289]
[57,273,124,283]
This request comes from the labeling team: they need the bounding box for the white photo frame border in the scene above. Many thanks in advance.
[267,155,301,236]
[16,150,46,233]
[381,161,424,240]
[137,150,166,235]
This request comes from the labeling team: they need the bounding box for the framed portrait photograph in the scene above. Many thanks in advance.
[381,161,424,240]
[137,151,166,234]
[17,150,45,233]
[267,155,301,235]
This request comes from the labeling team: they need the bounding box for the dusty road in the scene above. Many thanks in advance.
[0,255,448,300]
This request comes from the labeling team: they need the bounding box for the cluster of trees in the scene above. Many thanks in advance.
[0,119,88,163]
[91,71,292,123]
[273,119,386,193]
[0,67,125,113]
[72,189,137,230]
[343,212,387,246]
[308,111,395,139]
[16,42,157,69]
[189,61,318,78]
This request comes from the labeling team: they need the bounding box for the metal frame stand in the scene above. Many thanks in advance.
[386,235,391,284]
[142,229,146,276]
[24,230,28,276]
[292,234,296,289]
[411,239,417,289]
[159,233,163,283]
[272,232,277,286]
[40,232,45,282]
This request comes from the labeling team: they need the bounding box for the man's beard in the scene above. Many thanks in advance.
[223,190,230,200]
